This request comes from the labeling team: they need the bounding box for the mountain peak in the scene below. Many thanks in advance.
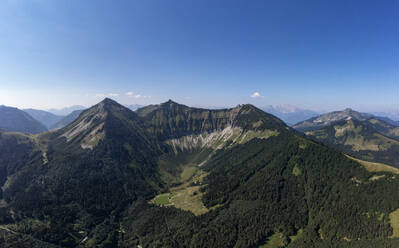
[294,108,374,132]
[235,103,258,110]
[343,108,354,113]
[161,99,181,106]
[100,97,120,106]
[56,99,136,149]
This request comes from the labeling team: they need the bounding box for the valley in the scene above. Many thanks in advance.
[2,99,399,247]
[152,165,209,215]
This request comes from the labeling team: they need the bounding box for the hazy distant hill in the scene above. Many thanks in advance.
[47,105,86,116]
[293,108,373,131]
[0,105,47,134]
[23,109,64,129]
[372,111,399,123]
[50,109,85,130]
[2,99,399,247]
[373,115,399,126]
[261,105,319,126]
[126,104,143,111]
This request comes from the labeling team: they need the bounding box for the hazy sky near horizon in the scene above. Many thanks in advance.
[0,0,398,111]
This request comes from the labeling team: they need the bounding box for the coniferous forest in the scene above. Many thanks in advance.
[1,99,399,247]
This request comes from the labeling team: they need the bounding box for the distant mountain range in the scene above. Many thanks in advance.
[126,104,143,111]
[46,105,86,116]
[294,108,399,167]
[1,104,144,134]
[26,105,139,130]
[49,109,85,130]
[372,111,399,122]
[23,109,64,129]
[371,113,399,126]
[0,105,47,134]
[261,105,319,126]
[22,108,86,131]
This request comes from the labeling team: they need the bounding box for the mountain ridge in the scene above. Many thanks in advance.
[138,100,287,141]
[0,105,47,134]
[295,109,399,167]
[2,99,399,247]
[22,109,63,129]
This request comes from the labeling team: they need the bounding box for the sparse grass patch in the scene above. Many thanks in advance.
[259,233,285,248]
[181,166,197,181]
[390,208,399,238]
[151,168,210,215]
[347,155,399,174]
[238,130,279,144]
[299,143,307,149]
[369,175,386,181]
[292,164,301,176]
[153,193,170,205]
[378,213,385,221]
[289,229,303,242]
[169,185,208,216]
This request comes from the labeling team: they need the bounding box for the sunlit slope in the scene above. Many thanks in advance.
[304,118,399,167]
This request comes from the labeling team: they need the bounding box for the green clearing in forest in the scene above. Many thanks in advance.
[292,164,301,176]
[181,166,197,181]
[289,229,304,242]
[152,166,210,215]
[389,208,399,238]
[346,155,399,174]
[153,193,171,205]
[259,233,284,248]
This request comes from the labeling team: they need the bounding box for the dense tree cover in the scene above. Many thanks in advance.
[0,229,59,248]
[0,100,164,246]
[118,134,399,247]
[2,99,399,247]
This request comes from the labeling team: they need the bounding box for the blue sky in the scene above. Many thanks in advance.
[0,0,398,111]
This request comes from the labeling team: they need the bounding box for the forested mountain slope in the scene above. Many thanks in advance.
[0,99,162,247]
[0,105,47,134]
[1,99,399,247]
